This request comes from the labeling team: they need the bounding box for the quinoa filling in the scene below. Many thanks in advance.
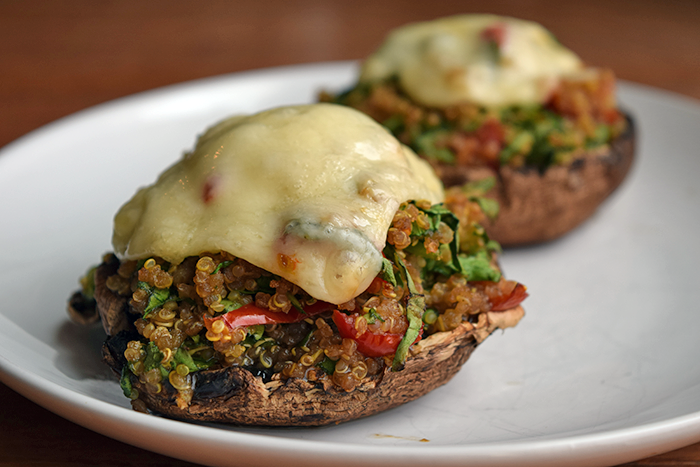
[82,194,526,411]
[321,70,627,172]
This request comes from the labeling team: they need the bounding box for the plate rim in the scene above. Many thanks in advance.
[1,60,700,467]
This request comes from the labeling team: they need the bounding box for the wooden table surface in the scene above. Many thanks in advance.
[1,1,699,466]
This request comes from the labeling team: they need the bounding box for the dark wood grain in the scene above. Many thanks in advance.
[2,1,700,466]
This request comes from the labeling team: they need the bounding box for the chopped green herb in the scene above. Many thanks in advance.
[459,177,500,220]
[317,356,337,375]
[379,257,397,287]
[137,281,175,317]
[248,324,265,341]
[404,202,463,276]
[363,308,385,325]
[486,239,502,254]
[299,330,314,349]
[391,250,425,372]
[474,197,500,219]
[79,266,97,300]
[220,298,242,312]
[190,352,216,370]
[255,276,275,294]
[235,289,256,295]
[463,176,496,196]
[457,251,501,282]
[144,289,170,316]
[211,260,234,275]
[287,292,306,314]
[588,124,611,147]
[173,343,215,371]
[500,131,534,164]
[143,341,164,372]
[393,294,424,372]
[120,365,133,398]
[174,346,200,372]
[413,129,455,163]
[422,256,457,278]
[431,206,462,273]
[382,114,405,133]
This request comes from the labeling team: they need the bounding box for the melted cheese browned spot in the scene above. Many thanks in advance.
[112,104,443,304]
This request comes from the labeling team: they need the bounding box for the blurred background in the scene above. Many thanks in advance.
[1,1,699,466]
[2,0,699,150]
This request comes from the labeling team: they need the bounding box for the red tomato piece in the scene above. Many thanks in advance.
[476,118,506,145]
[332,310,403,358]
[490,282,529,311]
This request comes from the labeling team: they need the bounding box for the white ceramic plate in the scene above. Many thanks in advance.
[1,62,699,467]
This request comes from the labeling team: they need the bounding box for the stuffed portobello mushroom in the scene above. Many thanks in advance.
[322,14,635,246]
[69,104,526,426]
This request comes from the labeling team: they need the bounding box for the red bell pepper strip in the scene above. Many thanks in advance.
[204,300,334,331]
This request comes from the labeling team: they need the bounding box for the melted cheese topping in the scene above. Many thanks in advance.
[360,14,583,107]
[112,104,443,304]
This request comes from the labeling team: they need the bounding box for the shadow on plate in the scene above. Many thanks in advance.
[54,319,113,381]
